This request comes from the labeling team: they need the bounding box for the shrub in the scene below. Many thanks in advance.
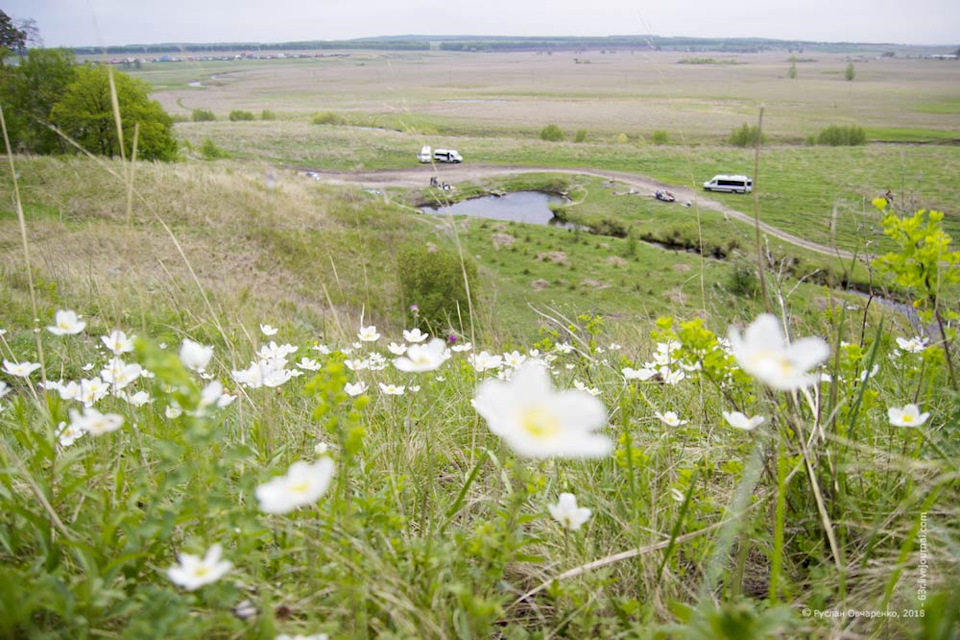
[616,133,629,144]
[312,111,345,125]
[192,108,216,122]
[199,138,230,159]
[728,260,759,296]
[816,124,867,146]
[228,110,255,122]
[260,109,277,121]
[574,128,588,143]
[728,123,766,148]
[845,62,856,81]
[397,244,479,332]
[651,130,669,145]
[540,124,565,142]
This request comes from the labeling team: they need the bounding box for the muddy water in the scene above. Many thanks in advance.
[419,191,572,227]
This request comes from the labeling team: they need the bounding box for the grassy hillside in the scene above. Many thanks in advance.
[2,156,904,347]
[1,154,958,638]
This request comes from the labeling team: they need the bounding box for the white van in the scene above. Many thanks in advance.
[433,149,463,163]
[703,175,753,193]
[417,145,432,163]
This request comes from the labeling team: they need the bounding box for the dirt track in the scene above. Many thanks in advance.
[301,164,855,260]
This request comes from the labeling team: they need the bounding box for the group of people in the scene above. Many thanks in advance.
[429,176,454,190]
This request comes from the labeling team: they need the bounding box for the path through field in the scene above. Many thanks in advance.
[302,164,856,260]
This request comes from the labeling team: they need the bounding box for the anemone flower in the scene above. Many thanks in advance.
[655,411,688,427]
[2,360,41,378]
[402,328,429,343]
[180,338,213,372]
[357,325,380,342]
[166,544,232,591]
[393,339,450,373]
[473,362,611,459]
[888,404,930,427]
[255,458,336,514]
[69,407,124,436]
[344,381,368,396]
[728,314,829,391]
[722,410,765,431]
[548,493,592,530]
[47,310,86,336]
[259,324,279,336]
[102,330,135,355]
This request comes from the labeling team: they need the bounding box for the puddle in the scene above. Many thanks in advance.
[188,81,203,87]
[420,191,574,227]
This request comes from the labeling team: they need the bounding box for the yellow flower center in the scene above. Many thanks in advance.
[902,415,913,423]
[193,567,210,577]
[289,481,310,493]
[520,408,560,440]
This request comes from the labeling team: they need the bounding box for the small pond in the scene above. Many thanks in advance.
[420,191,572,227]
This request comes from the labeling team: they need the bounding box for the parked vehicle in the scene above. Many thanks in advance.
[703,174,753,193]
[433,149,463,163]
[417,145,432,163]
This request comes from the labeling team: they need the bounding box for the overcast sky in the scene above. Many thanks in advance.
[7,0,959,48]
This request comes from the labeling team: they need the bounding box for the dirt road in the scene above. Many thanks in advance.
[301,164,855,260]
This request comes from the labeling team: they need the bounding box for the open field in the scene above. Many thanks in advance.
[135,50,960,141]
[127,49,960,256]
[174,121,960,252]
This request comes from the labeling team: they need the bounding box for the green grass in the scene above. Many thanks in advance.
[913,99,960,115]
[174,121,960,252]
[1,141,957,640]
[866,126,960,142]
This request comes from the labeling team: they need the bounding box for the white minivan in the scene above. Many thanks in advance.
[418,146,432,163]
[703,175,753,193]
[433,149,463,163]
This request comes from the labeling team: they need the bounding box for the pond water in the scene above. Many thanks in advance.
[420,191,571,227]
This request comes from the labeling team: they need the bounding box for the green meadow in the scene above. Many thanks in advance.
[0,46,958,638]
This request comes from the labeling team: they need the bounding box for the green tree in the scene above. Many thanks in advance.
[0,10,26,67]
[1,48,77,153]
[787,61,797,79]
[50,65,177,161]
[845,62,855,81]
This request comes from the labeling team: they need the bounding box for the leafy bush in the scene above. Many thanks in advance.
[199,138,230,159]
[728,260,759,296]
[651,130,669,145]
[191,109,216,122]
[397,244,478,332]
[260,109,277,121]
[228,110,255,122]
[845,62,856,81]
[728,124,766,148]
[540,124,565,142]
[816,124,867,146]
[574,128,588,143]
[312,111,345,125]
